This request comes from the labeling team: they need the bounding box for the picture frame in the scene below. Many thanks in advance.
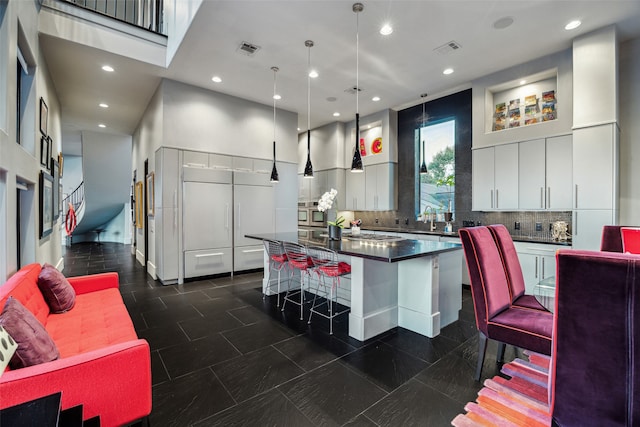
[40,98,48,136]
[47,136,53,169]
[135,181,144,228]
[52,159,60,221]
[40,136,49,168]
[146,172,154,216]
[39,171,54,239]
[58,152,64,177]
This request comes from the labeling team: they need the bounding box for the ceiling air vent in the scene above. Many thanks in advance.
[237,41,261,56]
[434,40,462,55]
[344,86,363,95]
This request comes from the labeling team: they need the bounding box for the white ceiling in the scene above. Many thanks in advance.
[41,0,640,155]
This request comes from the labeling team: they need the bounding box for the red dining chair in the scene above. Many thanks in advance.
[620,227,640,254]
[488,224,548,311]
[459,226,553,381]
[552,249,640,426]
[282,241,314,320]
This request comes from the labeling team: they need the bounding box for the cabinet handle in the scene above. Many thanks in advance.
[237,203,241,229]
[540,187,544,209]
[195,252,224,258]
[173,190,178,228]
[243,248,264,253]
[535,257,538,279]
[490,190,494,209]
[575,184,578,208]
[496,189,499,209]
[542,257,545,278]
[574,211,578,236]
[225,203,229,230]
[547,187,551,209]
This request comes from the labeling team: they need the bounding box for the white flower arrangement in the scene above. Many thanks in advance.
[318,188,345,228]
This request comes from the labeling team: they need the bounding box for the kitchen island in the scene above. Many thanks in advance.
[246,230,463,341]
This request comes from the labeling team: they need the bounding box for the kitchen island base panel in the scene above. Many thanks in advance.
[398,255,440,337]
[436,251,463,328]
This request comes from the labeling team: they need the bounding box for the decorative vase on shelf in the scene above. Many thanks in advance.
[328,225,342,241]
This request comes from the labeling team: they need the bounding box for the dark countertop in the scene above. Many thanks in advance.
[246,230,462,263]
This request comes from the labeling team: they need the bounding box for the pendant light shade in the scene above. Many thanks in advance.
[303,40,314,178]
[350,3,364,173]
[270,66,280,183]
[419,93,428,175]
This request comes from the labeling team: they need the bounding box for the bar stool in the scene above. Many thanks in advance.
[262,239,288,307]
[307,246,351,335]
[282,241,314,320]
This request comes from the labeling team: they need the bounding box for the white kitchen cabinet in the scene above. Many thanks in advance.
[182,182,232,251]
[472,144,517,210]
[572,209,615,250]
[546,135,573,210]
[310,170,328,202]
[472,147,495,210]
[573,125,617,210]
[494,144,518,210]
[345,170,365,210]
[154,148,180,284]
[182,150,208,168]
[514,242,564,293]
[365,163,396,211]
[234,184,274,271]
[327,168,346,209]
[209,153,232,170]
[518,139,546,209]
[518,135,572,210]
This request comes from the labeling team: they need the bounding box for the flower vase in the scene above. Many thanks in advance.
[328,225,342,241]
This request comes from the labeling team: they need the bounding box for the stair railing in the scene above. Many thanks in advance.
[59,0,165,34]
[62,181,84,214]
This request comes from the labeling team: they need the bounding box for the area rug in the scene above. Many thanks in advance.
[451,352,552,427]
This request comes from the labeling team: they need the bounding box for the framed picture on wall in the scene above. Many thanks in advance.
[146,172,154,216]
[52,159,60,221]
[47,136,53,169]
[135,181,144,228]
[40,136,49,168]
[58,152,64,177]
[40,171,54,239]
[40,98,48,136]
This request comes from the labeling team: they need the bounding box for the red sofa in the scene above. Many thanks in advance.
[0,263,151,426]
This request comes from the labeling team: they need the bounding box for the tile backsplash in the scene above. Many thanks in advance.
[350,209,572,240]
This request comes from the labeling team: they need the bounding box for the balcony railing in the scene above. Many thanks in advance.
[61,0,165,34]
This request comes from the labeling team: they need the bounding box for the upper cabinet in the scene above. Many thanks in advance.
[345,170,365,210]
[573,125,617,210]
[365,163,396,211]
[472,144,518,210]
[518,135,572,210]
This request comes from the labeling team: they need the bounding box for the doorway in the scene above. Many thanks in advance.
[143,159,148,271]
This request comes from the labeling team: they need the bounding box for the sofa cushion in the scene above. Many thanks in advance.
[37,264,76,313]
[0,297,60,369]
[0,264,50,326]
[45,288,138,358]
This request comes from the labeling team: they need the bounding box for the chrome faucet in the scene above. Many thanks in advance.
[423,207,436,231]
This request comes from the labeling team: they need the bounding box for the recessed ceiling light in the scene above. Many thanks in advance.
[98,124,106,128]
[565,20,581,30]
[102,65,114,72]
[443,68,454,75]
[333,112,340,117]
[372,96,381,102]
[309,70,319,78]
[297,127,301,131]
[211,76,222,83]
[493,16,514,30]
[520,80,527,85]
[273,94,281,100]
[99,103,109,108]
[380,24,393,36]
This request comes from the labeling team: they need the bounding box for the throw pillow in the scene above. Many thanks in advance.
[0,297,59,369]
[38,263,76,313]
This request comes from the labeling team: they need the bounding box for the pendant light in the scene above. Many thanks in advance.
[303,40,314,178]
[419,93,429,175]
[350,3,364,173]
[270,66,280,183]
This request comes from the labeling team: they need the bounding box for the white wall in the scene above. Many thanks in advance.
[298,121,345,172]
[619,37,640,225]
[342,109,398,166]
[62,155,82,196]
[0,0,63,278]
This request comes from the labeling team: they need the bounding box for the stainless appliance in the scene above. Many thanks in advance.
[298,201,326,227]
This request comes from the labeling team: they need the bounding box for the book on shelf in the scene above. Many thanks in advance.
[495,102,506,114]
[542,90,556,103]
[508,98,520,110]
[525,95,537,106]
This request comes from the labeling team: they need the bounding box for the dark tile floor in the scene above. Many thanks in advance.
[63,242,521,427]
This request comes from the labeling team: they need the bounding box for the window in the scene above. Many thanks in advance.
[418,119,455,218]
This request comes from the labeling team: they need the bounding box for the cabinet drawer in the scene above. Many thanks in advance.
[234,245,265,271]
[184,248,232,278]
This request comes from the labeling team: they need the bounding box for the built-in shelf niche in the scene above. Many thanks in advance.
[485,68,558,134]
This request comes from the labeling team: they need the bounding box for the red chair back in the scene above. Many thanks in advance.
[487,224,526,301]
[621,227,640,254]
[459,227,512,334]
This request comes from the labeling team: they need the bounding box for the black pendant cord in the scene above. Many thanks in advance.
[270,66,279,183]
[350,3,364,172]
[304,41,314,178]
